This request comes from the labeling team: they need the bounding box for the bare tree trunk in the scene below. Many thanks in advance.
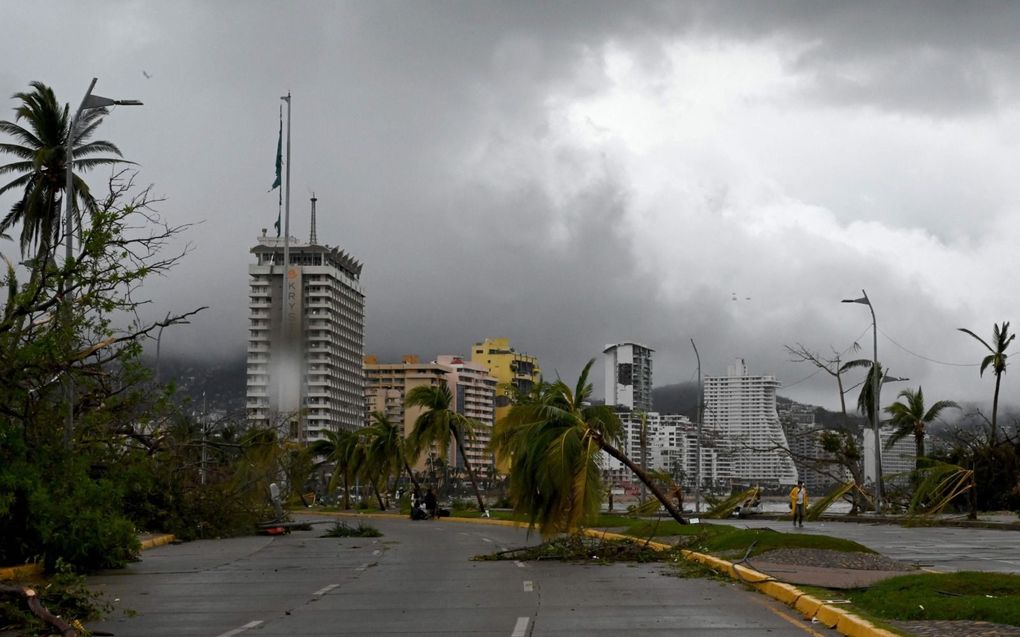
[599,438,688,525]
[991,373,1002,445]
[373,481,386,510]
[0,585,79,637]
[454,431,486,512]
[404,460,421,493]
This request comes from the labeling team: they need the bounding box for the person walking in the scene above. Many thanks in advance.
[789,480,808,528]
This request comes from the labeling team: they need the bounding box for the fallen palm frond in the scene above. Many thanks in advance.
[906,463,973,516]
[704,487,759,519]
[805,481,857,520]
[473,533,669,563]
[627,497,664,516]
[320,521,382,538]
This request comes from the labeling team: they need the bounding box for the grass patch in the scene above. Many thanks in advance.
[320,521,383,538]
[848,572,1020,626]
[687,526,872,557]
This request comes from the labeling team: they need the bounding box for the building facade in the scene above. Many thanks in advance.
[863,426,917,486]
[364,355,498,480]
[470,337,541,425]
[703,358,798,487]
[604,412,722,491]
[246,227,365,442]
[603,342,654,413]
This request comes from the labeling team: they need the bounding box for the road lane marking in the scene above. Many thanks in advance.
[482,537,493,543]
[372,549,381,556]
[214,620,263,637]
[355,563,370,571]
[514,560,525,568]
[313,584,339,597]
[523,580,533,592]
[511,616,529,637]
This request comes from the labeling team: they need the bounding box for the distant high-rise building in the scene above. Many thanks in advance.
[470,337,541,425]
[863,427,916,486]
[246,224,365,442]
[603,342,654,412]
[703,358,797,486]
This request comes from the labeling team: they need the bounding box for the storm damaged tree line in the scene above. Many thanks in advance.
[0,82,309,593]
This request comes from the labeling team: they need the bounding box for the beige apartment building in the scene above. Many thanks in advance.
[364,354,497,480]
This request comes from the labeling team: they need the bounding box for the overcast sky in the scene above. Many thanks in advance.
[3,2,1020,412]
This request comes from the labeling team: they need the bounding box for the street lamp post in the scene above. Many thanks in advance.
[61,78,142,446]
[841,289,882,513]
[690,338,703,514]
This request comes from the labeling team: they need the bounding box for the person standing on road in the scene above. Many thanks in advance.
[789,480,808,528]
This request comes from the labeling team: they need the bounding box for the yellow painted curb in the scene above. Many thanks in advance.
[0,563,42,582]
[139,534,176,551]
[0,533,174,581]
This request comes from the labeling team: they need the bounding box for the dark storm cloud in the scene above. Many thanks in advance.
[2,1,1018,411]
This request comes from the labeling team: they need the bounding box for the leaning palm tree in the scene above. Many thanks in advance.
[309,428,360,509]
[0,81,127,257]
[885,386,959,470]
[405,383,486,512]
[492,359,687,536]
[958,322,1015,443]
[363,411,421,498]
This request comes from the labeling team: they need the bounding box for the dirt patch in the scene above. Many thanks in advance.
[753,548,915,572]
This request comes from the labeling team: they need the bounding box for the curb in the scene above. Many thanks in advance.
[138,534,176,551]
[0,533,177,582]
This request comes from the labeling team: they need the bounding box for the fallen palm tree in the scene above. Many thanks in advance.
[906,463,973,516]
[703,486,760,519]
[805,480,870,520]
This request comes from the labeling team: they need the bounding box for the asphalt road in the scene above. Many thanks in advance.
[87,515,840,637]
[712,517,1020,573]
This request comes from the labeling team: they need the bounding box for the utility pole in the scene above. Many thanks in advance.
[691,338,703,514]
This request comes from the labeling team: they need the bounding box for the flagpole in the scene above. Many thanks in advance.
[281,92,292,435]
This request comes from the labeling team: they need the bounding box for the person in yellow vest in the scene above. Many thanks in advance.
[789,480,808,528]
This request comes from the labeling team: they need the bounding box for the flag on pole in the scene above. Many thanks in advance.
[270,107,282,192]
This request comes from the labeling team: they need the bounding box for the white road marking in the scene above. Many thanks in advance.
[511,616,529,637]
[482,537,493,543]
[523,580,533,592]
[355,563,369,571]
[372,549,381,556]
[214,620,263,637]
[313,584,339,597]
[514,560,526,568]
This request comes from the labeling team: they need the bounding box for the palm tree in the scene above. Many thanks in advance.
[309,428,360,509]
[959,322,1015,443]
[884,386,959,470]
[0,81,126,257]
[492,359,687,536]
[363,411,421,499]
[405,383,486,512]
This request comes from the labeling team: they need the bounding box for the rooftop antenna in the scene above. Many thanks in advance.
[309,192,318,244]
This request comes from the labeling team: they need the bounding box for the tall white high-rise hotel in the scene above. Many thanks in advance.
[603,342,654,413]
[246,204,365,441]
[704,359,797,486]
